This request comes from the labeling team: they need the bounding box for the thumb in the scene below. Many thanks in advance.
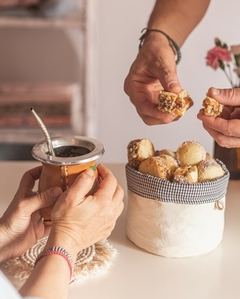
[157,66,182,92]
[63,169,96,204]
[26,187,63,213]
[207,87,240,106]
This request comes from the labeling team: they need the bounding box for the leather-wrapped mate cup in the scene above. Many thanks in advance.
[32,136,104,225]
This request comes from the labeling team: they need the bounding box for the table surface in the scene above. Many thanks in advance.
[0,161,240,299]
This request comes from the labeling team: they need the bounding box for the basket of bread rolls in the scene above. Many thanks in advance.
[126,137,229,258]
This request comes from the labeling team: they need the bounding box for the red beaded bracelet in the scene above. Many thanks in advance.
[34,246,75,283]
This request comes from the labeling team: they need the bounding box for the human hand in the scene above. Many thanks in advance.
[0,166,63,262]
[124,33,184,125]
[197,87,240,148]
[48,164,124,258]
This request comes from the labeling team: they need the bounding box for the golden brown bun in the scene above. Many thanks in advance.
[138,156,170,180]
[198,160,225,182]
[202,96,223,116]
[156,149,176,158]
[157,154,178,175]
[158,89,192,116]
[173,165,198,184]
[127,138,155,169]
[176,141,206,166]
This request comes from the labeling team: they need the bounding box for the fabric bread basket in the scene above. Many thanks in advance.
[125,161,229,258]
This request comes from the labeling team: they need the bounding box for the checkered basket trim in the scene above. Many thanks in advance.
[125,161,229,204]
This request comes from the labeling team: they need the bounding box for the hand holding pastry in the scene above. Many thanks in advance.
[197,87,240,148]
[124,31,183,126]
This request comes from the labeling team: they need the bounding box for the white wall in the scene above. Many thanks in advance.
[97,0,240,163]
[1,0,239,163]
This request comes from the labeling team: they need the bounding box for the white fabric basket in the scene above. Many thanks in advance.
[125,161,229,258]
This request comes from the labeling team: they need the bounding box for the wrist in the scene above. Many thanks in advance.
[46,227,79,260]
[35,246,75,283]
[139,28,181,65]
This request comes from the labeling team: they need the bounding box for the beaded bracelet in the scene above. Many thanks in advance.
[34,246,75,283]
[139,28,182,65]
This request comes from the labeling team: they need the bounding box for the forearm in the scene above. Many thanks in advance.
[19,254,70,299]
[147,0,211,46]
[19,231,79,299]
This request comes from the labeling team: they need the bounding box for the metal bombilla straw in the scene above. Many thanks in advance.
[31,108,55,157]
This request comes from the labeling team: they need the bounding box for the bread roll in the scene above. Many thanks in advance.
[156,148,176,158]
[158,89,192,116]
[173,165,198,184]
[127,138,155,169]
[157,154,178,174]
[138,156,170,180]
[198,160,225,182]
[202,96,223,117]
[176,141,206,166]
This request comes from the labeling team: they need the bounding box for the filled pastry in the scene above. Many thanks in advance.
[127,138,155,169]
[202,96,223,116]
[158,89,192,116]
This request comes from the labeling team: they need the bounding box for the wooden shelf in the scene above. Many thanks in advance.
[0,0,99,138]
[0,10,84,29]
[0,83,83,140]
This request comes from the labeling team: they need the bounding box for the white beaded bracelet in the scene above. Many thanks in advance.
[34,246,75,283]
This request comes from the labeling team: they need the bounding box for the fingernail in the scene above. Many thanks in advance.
[85,169,95,177]
[168,81,179,88]
[212,88,220,95]
[50,187,62,197]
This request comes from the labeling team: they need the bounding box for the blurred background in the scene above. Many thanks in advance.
[0,0,239,163]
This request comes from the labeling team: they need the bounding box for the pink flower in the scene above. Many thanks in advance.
[206,46,232,70]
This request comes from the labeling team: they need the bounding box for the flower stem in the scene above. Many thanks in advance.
[223,63,234,87]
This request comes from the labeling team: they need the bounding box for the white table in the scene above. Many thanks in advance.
[1,161,240,299]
